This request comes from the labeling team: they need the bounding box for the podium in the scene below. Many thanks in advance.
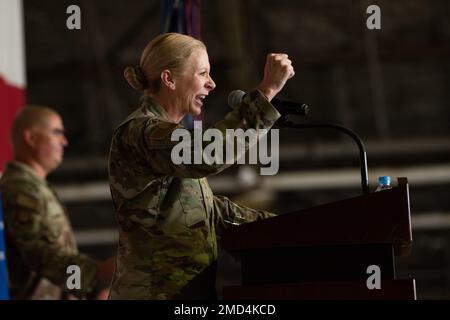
[221,177,416,300]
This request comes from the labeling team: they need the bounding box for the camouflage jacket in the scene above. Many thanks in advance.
[0,161,98,299]
[108,90,280,299]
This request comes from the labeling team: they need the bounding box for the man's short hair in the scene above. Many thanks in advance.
[11,105,59,149]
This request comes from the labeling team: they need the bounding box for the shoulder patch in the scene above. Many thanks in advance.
[148,122,181,140]
[15,193,40,209]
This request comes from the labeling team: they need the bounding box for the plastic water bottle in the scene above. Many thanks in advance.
[375,176,392,192]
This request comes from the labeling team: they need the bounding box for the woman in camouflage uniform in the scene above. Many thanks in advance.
[108,33,295,299]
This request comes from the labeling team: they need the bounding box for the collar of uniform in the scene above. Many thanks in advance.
[5,161,48,186]
[141,96,172,122]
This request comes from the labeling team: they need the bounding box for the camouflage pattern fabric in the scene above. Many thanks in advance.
[108,90,280,299]
[0,162,99,299]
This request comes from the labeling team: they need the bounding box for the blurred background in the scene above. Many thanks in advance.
[1,0,450,299]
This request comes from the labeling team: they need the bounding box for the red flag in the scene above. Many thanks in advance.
[0,0,26,172]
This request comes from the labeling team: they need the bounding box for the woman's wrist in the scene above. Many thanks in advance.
[256,85,276,102]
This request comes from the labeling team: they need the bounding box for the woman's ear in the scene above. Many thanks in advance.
[161,70,176,90]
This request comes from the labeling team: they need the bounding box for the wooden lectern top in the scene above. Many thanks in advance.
[222,177,412,257]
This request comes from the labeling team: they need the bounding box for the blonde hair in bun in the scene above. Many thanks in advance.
[124,65,148,91]
[124,33,206,93]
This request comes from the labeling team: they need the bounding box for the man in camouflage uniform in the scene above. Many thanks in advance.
[0,106,111,299]
[109,33,295,300]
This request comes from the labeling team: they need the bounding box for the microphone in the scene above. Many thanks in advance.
[228,90,310,116]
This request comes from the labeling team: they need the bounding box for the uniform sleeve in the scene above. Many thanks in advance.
[2,187,99,299]
[127,90,281,178]
[212,194,276,233]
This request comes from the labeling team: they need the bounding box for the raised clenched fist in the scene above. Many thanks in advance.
[257,53,295,102]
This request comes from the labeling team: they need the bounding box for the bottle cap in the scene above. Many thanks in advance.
[378,176,391,186]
